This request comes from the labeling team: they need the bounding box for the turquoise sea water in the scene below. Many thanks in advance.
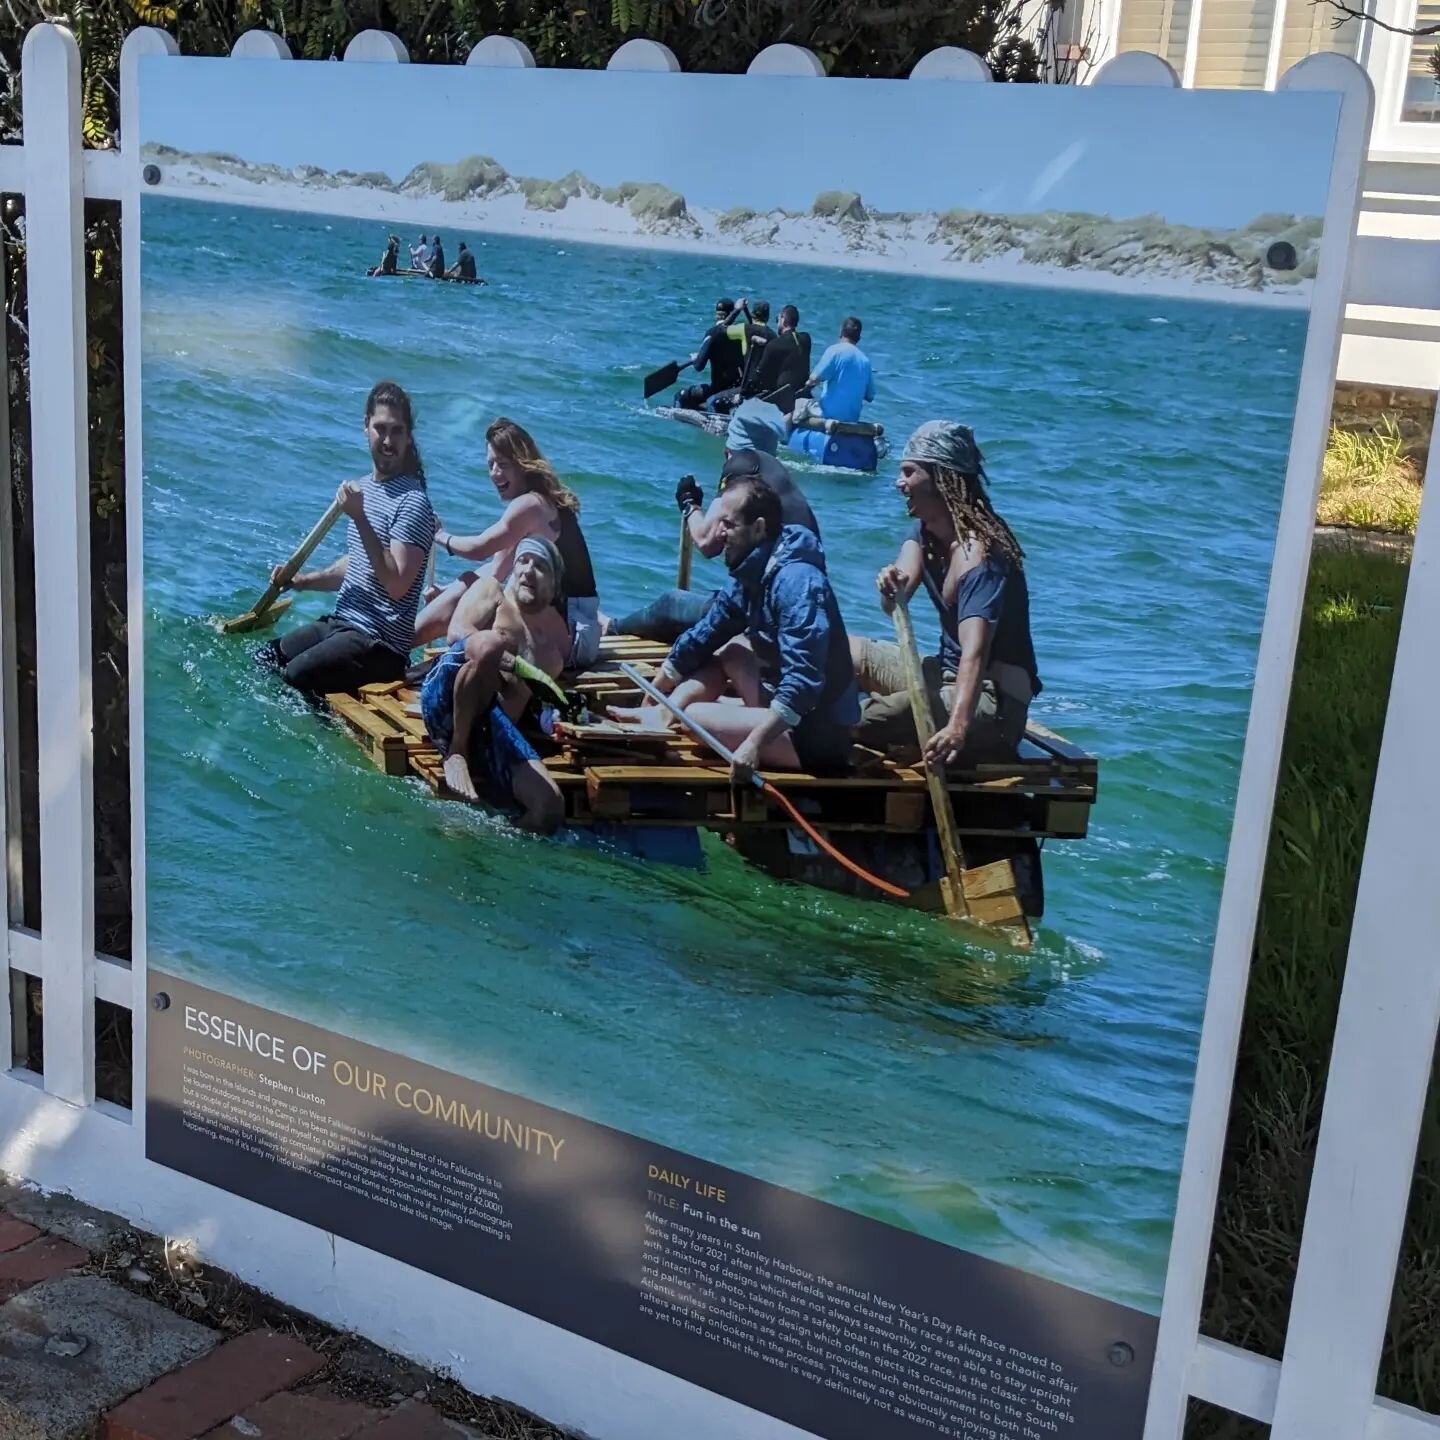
[141,196,1308,1312]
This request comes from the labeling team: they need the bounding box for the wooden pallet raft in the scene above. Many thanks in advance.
[323,636,1100,937]
[326,688,415,777]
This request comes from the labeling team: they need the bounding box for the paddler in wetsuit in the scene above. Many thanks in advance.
[447,242,478,281]
[851,421,1040,766]
[725,300,780,411]
[676,298,746,412]
[427,235,447,279]
[746,303,811,415]
[376,234,400,276]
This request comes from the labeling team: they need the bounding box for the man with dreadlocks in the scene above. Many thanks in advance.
[851,420,1039,768]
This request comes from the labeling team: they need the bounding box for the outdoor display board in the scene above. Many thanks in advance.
[134,53,1358,1440]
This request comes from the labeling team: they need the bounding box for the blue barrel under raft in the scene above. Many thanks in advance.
[788,427,880,472]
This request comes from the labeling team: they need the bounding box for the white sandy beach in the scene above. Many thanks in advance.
[144,148,1316,310]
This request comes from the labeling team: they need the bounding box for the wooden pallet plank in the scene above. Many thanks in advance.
[884,791,928,831]
[1024,721,1093,764]
[961,859,1024,901]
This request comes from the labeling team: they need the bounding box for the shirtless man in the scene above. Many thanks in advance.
[417,537,569,831]
[416,417,601,666]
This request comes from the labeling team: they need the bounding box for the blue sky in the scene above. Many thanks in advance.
[140,58,1340,228]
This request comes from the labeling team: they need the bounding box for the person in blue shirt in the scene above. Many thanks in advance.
[609,475,858,781]
[851,420,1040,766]
[792,315,875,463]
[809,316,875,422]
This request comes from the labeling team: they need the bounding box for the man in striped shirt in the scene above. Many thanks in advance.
[261,381,436,695]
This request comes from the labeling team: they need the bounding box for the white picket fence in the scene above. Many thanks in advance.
[1,22,1437,1440]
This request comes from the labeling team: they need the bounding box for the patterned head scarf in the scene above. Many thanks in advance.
[902,420,985,479]
[514,535,565,598]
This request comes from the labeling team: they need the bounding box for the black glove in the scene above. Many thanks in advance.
[675,475,704,515]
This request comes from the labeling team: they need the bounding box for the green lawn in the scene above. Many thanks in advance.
[1191,542,1436,1436]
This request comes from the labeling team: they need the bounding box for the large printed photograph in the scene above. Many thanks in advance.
[139,61,1342,1317]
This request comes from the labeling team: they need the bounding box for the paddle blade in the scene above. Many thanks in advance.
[219,596,293,635]
[643,360,681,400]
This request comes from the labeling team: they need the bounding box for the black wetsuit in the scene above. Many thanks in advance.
[456,249,477,280]
[380,242,399,276]
[427,240,446,278]
[736,322,779,401]
[748,329,812,413]
[679,321,745,409]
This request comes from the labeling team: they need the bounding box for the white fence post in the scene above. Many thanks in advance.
[1143,52,1374,1440]
[22,22,95,1105]
[0,137,17,1067]
[121,22,180,1132]
[1268,429,1440,1436]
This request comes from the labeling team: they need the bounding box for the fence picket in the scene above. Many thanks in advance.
[0,166,15,1066]
[21,23,94,1105]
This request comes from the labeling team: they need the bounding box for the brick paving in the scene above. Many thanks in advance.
[0,1196,516,1439]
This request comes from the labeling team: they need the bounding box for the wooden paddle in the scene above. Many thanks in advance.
[891,596,972,922]
[219,497,344,635]
[676,518,694,591]
[892,597,1032,946]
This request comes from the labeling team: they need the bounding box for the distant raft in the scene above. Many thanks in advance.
[367,267,487,286]
[656,403,888,473]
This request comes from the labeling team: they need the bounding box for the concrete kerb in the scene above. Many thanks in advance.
[0,1274,217,1439]
[0,1173,551,1439]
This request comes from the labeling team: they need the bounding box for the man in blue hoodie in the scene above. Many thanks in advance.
[614,475,858,782]
[606,399,817,644]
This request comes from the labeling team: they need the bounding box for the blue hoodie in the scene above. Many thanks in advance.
[665,525,860,746]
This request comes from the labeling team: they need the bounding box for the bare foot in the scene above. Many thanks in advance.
[443,752,480,801]
[606,703,673,729]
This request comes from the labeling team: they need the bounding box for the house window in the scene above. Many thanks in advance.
[1399,2,1440,120]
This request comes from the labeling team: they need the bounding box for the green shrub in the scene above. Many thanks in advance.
[1321,418,1424,533]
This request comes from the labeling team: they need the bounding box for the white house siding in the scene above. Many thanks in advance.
[1092,0,1440,392]
[1342,160,1440,389]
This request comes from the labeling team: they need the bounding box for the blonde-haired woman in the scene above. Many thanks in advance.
[418,417,602,666]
